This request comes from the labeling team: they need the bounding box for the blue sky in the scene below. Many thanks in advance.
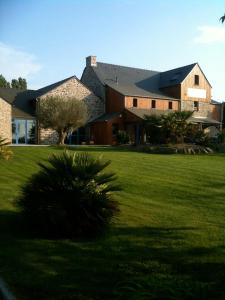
[0,0,225,100]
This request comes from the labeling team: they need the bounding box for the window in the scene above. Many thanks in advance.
[168,101,173,110]
[194,75,199,85]
[133,98,138,107]
[152,100,156,108]
[194,101,199,111]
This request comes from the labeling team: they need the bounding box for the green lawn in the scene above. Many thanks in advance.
[1,146,225,300]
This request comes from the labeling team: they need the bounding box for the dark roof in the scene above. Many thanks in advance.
[126,107,172,119]
[35,76,75,97]
[0,88,36,118]
[92,62,177,99]
[159,63,196,88]
[89,62,204,100]
[91,111,121,122]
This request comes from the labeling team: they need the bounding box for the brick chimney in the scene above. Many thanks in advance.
[86,55,97,67]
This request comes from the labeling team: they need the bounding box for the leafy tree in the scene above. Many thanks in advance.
[144,111,193,144]
[16,151,120,238]
[37,96,87,145]
[11,77,27,90]
[0,74,10,88]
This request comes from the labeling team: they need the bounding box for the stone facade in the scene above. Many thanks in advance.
[0,97,12,143]
[181,100,213,118]
[81,66,106,106]
[37,77,104,144]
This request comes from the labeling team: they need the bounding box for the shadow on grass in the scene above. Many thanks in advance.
[0,209,225,300]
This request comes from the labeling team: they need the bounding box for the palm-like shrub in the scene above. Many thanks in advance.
[16,151,120,238]
[0,136,13,160]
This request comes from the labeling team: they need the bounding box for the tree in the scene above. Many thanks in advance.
[16,151,120,238]
[37,96,88,145]
[144,111,193,144]
[0,74,10,88]
[11,77,27,90]
[220,14,225,23]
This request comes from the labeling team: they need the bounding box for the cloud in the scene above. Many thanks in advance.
[0,42,42,80]
[194,26,225,44]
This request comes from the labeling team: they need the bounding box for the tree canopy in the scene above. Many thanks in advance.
[0,74,27,90]
[37,96,87,145]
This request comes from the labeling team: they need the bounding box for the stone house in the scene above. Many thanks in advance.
[0,76,103,144]
[0,56,223,145]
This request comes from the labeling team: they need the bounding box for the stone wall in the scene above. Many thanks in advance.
[181,100,213,118]
[0,97,12,143]
[38,77,104,144]
[81,67,106,105]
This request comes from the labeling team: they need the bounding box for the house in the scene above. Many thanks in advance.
[82,56,222,144]
[0,55,223,145]
[0,76,103,144]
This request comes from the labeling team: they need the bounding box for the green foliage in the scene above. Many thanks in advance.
[37,96,87,145]
[138,145,176,154]
[144,111,193,144]
[0,74,10,88]
[143,115,162,143]
[0,74,27,89]
[217,130,225,143]
[16,151,120,238]
[11,77,27,90]
[116,130,129,144]
[2,147,225,299]
[0,136,13,160]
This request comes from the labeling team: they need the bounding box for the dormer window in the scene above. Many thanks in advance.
[133,98,138,107]
[194,75,199,85]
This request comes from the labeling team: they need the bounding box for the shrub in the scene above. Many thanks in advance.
[116,130,129,144]
[0,136,13,160]
[16,151,120,238]
[138,145,176,154]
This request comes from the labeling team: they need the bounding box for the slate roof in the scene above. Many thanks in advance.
[126,107,172,119]
[88,61,203,99]
[159,63,196,88]
[0,88,36,118]
[0,76,77,118]
[90,111,121,122]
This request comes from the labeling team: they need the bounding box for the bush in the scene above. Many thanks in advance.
[16,151,120,238]
[0,136,13,160]
[138,145,176,154]
[116,130,129,144]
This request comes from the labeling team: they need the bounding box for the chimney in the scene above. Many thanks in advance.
[86,55,97,67]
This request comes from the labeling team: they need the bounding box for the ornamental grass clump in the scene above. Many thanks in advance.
[0,136,13,160]
[16,151,120,238]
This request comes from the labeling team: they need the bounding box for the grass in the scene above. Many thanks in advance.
[1,146,225,299]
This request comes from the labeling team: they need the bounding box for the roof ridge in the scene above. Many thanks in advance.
[161,63,197,74]
[36,75,76,95]
[97,61,160,73]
